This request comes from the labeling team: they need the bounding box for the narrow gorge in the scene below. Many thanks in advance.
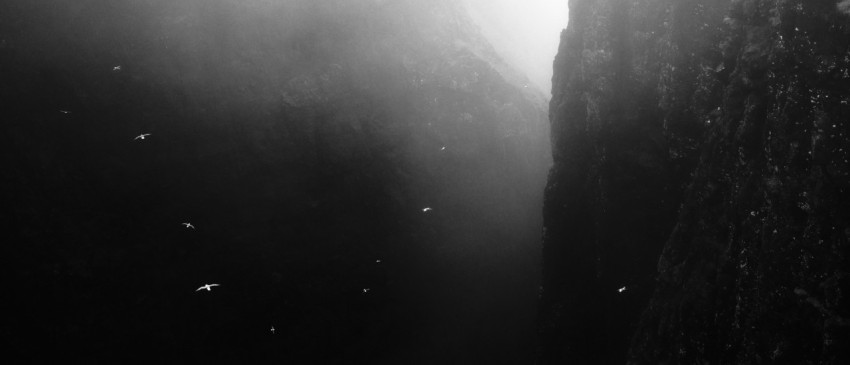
[3,0,849,363]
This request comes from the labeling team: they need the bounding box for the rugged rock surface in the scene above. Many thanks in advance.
[2,0,549,363]
[542,0,850,363]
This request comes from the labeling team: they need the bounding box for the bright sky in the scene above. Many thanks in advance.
[464,0,569,95]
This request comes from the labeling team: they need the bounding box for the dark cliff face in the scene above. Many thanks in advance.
[2,0,549,363]
[542,0,850,363]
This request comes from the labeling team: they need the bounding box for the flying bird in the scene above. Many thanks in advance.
[59,110,71,114]
[196,284,220,292]
[270,326,275,334]
[362,288,370,294]
[422,207,432,212]
[134,133,151,140]
[376,259,381,263]
[181,222,195,229]
[113,65,122,71]
[618,286,627,293]
[440,146,446,151]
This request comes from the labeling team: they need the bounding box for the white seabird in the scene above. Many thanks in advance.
[182,222,196,229]
[270,326,275,334]
[59,110,71,114]
[113,65,122,71]
[618,286,627,293]
[422,207,432,212]
[362,288,370,294]
[134,133,151,140]
[196,284,220,292]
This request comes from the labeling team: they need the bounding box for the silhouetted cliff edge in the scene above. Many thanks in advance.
[541,0,850,363]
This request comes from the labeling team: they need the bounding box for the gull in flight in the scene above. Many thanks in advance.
[441,146,446,151]
[362,288,370,294]
[270,326,275,334]
[618,286,627,293]
[59,110,71,114]
[134,133,151,140]
[196,284,220,292]
[113,65,122,71]
[181,222,195,229]
[376,259,381,263]
[422,207,432,212]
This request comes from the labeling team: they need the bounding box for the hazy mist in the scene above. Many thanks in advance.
[4,0,553,363]
[465,0,569,93]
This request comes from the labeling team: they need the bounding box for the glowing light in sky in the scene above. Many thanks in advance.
[464,0,569,94]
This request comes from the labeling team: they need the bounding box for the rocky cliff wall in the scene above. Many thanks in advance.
[542,0,850,363]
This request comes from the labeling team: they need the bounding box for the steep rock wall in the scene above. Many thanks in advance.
[542,0,850,363]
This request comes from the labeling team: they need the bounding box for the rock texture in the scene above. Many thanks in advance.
[2,0,548,363]
[542,0,850,363]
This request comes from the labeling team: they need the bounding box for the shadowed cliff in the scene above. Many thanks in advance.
[541,0,850,363]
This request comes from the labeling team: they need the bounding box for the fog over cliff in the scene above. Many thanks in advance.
[465,0,569,92]
[5,0,850,364]
[3,0,554,363]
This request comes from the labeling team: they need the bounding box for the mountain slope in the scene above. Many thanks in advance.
[1,0,549,363]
